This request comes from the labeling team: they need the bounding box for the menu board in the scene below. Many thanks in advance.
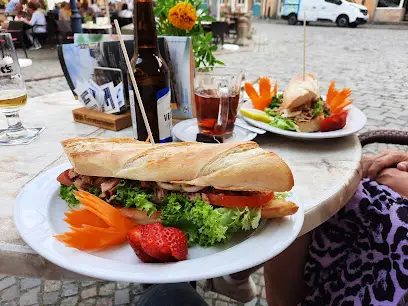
[58,34,195,119]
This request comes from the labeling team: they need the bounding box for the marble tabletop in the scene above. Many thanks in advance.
[0,90,362,279]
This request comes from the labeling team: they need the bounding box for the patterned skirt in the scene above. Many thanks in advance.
[301,179,408,306]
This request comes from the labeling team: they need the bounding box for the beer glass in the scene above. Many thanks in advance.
[0,33,40,145]
[194,67,244,137]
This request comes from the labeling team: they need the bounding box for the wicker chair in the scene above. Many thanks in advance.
[359,129,408,147]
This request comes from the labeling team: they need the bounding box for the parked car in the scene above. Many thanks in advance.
[280,0,369,27]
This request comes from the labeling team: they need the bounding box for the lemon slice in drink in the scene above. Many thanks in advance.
[240,108,272,123]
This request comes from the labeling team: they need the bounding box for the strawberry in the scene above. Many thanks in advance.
[127,225,157,263]
[163,227,188,261]
[140,223,174,262]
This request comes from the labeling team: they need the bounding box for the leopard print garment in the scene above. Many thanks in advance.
[301,179,408,306]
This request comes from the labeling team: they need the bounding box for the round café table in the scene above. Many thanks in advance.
[0,91,362,299]
[81,23,112,33]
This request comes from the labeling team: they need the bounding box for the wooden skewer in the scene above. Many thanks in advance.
[113,19,155,145]
[303,12,306,81]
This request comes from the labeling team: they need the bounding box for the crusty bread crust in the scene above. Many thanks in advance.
[297,114,324,133]
[61,138,294,192]
[281,73,320,110]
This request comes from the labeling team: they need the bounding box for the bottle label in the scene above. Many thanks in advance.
[156,87,172,143]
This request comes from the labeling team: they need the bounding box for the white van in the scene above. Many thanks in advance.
[280,0,369,27]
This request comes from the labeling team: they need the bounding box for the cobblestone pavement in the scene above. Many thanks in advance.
[1,21,408,306]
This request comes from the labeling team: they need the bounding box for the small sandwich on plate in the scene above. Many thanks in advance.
[57,137,298,249]
[278,73,328,133]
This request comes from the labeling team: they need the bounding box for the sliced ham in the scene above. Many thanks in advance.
[119,208,161,224]
[73,176,94,190]
[100,178,121,199]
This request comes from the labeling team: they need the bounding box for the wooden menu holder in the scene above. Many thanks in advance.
[72,107,132,131]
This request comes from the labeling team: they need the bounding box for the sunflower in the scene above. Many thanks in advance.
[168,2,198,31]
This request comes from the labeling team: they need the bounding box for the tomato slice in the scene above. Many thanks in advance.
[206,192,274,208]
[57,169,74,186]
[320,111,348,132]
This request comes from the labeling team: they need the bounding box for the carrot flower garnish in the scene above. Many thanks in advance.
[326,81,354,114]
[55,191,135,250]
[245,77,278,110]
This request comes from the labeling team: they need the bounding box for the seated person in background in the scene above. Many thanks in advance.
[23,1,46,50]
[12,3,25,20]
[118,3,132,18]
[79,1,94,18]
[59,2,71,21]
[90,0,101,15]
[36,0,46,14]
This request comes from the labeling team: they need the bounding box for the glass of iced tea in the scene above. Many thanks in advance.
[194,67,244,137]
[0,33,40,145]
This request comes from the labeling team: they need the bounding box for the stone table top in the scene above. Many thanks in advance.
[0,90,362,280]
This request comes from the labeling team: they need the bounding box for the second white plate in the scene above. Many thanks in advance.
[240,101,367,139]
[172,118,257,143]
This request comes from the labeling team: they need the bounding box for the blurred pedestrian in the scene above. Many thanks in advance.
[23,1,47,50]
[59,1,72,21]
[118,3,132,18]
[79,1,94,18]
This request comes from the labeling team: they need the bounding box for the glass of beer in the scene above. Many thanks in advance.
[194,67,244,137]
[0,33,39,145]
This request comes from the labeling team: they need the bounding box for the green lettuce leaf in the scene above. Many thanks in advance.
[274,191,292,200]
[114,181,158,216]
[161,194,261,247]
[269,115,300,132]
[59,184,101,209]
[312,98,324,117]
[59,185,80,208]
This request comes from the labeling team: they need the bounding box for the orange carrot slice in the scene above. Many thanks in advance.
[332,99,354,114]
[245,82,260,108]
[56,226,126,250]
[326,81,338,108]
[74,191,134,232]
[64,209,108,228]
[259,77,272,101]
[330,88,352,110]
[271,81,278,97]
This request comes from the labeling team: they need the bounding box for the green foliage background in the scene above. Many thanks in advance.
[154,0,224,67]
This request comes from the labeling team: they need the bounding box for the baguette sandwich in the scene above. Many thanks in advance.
[268,74,330,133]
[57,137,298,247]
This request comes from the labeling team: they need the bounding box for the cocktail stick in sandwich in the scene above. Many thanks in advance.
[279,73,328,132]
[57,137,298,247]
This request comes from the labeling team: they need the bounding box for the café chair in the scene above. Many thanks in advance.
[4,21,28,58]
[55,20,74,44]
[31,24,48,47]
[211,21,229,46]
[266,129,408,306]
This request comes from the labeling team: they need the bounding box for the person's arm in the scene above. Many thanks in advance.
[27,12,39,26]
[376,168,408,198]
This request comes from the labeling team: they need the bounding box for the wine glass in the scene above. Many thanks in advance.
[0,33,41,145]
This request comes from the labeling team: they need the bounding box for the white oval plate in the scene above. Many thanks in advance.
[14,163,304,283]
[240,101,367,139]
[172,118,257,143]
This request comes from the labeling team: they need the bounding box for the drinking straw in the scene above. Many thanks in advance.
[303,12,306,81]
[113,19,155,144]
